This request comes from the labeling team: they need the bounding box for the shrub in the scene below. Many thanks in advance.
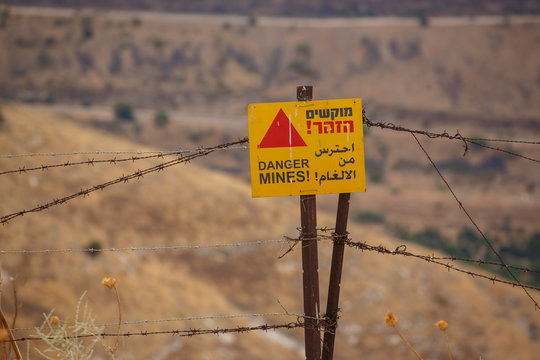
[527,233,540,259]
[113,102,135,122]
[154,110,170,128]
[365,158,385,183]
[417,11,429,27]
[44,36,56,46]
[295,43,311,58]
[85,239,102,257]
[37,51,53,68]
[354,211,385,224]
[151,37,167,50]
[82,16,93,39]
[247,13,257,27]
[131,17,142,27]
[289,60,316,77]
[0,6,9,28]
[458,227,481,245]
[188,129,214,143]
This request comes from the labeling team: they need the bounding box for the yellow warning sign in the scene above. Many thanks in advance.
[248,98,366,197]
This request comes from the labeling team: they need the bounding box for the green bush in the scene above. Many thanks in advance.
[0,6,10,28]
[154,110,170,128]
[114,102,135,122]
[85,239,102,257]
[82,16,93,39]
[295,43,311,58]
[354,211,385,224]
[527,233,540,259]
[37,51,53,68]
[365,158,385,183]
[247,13,257,27]
[188,129,214,143]
[289,60,316,77]
[417,11,429,27]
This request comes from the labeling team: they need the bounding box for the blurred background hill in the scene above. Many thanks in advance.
[0,1,539,359]
[2,0,540,16]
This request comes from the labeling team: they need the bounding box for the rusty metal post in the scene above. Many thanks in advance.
[322,192,351,360]
[297,85,321,360]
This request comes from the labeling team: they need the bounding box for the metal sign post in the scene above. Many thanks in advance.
[322,192,351,360]
[297,86,321,360]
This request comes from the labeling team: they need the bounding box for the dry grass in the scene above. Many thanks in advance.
[0,105,539,359]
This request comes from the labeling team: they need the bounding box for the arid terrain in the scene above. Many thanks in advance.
[0,4,539,360]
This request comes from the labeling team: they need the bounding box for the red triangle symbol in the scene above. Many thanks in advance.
[259,109,307,148]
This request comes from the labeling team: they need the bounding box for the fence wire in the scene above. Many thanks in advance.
[412,132,539,309]
[343,238,540,292]
[8,322,311,343]
[0,138,248,225]
[0,239,287,256]
[10,312,305,332]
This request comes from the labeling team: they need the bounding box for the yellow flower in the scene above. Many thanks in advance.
[102,277,117,290]
[50,315,60,326]
[385,311,398,327]
[436,320,449,331]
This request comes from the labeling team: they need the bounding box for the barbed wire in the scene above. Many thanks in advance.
[343,239,540,292]
[0,150,183,159]
[3,233,539,276]
[8,321,311,343]
[0,154,172,177]
[0,146,248,177]
[0,138,248,225]
[0,115,537,160]
[10,312,305,332]
[305,233,540,275]
[465,138,540,145]
[0,147,249,159]
[466,139,540,163]
[427,254,540,274]
[363,114,540,163]
[411,133,539,309]
[0,239,287,256]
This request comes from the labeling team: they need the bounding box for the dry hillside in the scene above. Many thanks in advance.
[0,8,539,120]
[0,105,539,359]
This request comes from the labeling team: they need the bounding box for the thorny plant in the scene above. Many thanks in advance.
[33,279,122,360]
[33,292,106,360]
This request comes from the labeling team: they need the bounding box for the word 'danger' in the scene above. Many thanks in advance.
[248,98,366,197]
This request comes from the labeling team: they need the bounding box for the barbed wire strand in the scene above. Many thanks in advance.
[1,116,538,160]
[308,234,540,275]
[465,138,540,145]
[411,132,539,309]
[8,322,313,343]
[425,254,540,274]
[3,233,539,276]
[0,239,287,256]
[0,150,186,159]
[0,146,249,177]
[467,139,540,163]
[343,239,540,292]
[363,115,540,163]
[0,138,248,225]
[10,312,305,332]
